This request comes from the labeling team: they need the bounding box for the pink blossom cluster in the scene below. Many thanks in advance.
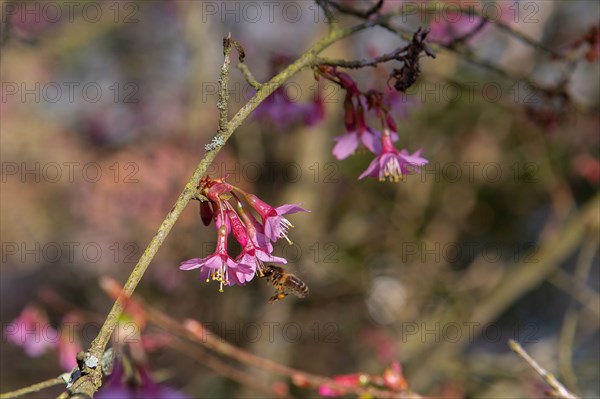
[317,66,428,182]
[179,176,307,291]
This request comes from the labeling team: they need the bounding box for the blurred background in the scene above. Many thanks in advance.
[1,1,598,398]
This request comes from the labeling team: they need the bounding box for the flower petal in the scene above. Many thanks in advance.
[179,258,205,270]
[362,128,381,154]
[276,203,308,215]
[332,132,359,160]
[358,157,381,180]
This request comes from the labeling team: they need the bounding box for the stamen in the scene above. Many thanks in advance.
[257,262,266,277]
[279,218,294,245]
[280,231,293,245]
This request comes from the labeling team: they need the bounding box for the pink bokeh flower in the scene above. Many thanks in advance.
[253,85,324,130]
[5,305,58,357]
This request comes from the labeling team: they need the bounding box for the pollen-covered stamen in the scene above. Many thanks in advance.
[382,158,402,182]
[279,217,294,244]
[256,259,267,277]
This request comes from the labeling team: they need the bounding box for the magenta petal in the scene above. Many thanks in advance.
[332,133,359,160]
[179,258,205,270]
[276,203,308,215]
[230,262,255,285]
[265,216,281,242]
[399,150,428,166]
[204,256,225,270]
[256,250,287,264]
[358,157,381,180]
[362,129,381,154]
[252,232,273,253]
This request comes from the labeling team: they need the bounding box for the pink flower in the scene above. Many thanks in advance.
[245,194,308,244]
[180,225,252,290]
[5,305,58,357]
[227,208,286,281]
[359,130,428,182]
[236,202,272,253]
[333,100,381,160]
[203,177,233,203]
[236,248,287,282]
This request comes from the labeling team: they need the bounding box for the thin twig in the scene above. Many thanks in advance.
[548,269,600,319]
[558,235,598,392]
[238,63,263,89]
[314,47,406,69]
[0,377,65,399]
[314,0,337,30]
[508,340,580,399]
[145,306,421,399]
[217,33,233,137]
[170,339,281,397]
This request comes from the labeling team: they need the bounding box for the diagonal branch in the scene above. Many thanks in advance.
[509,340,580,399]
[61,19,381,399]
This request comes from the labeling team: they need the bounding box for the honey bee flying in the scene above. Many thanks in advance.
[263,265,309,303]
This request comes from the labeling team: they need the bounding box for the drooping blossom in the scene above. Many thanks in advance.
[180,224,252,290]
[244,193,308,244]
[5,305,58,357]
[180,176,308,291]
[236,201,273,254]
[332,98,381,160]
[359,129,428,182]
[228,209,287,281]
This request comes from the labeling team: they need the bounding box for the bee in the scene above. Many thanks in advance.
[263,265,309,303]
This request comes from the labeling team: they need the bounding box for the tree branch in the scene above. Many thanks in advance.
[62,19,380,399]
[508,340,580,399]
